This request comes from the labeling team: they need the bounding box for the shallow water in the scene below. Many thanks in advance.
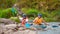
[38,28,60,34]
[38,22,60,34]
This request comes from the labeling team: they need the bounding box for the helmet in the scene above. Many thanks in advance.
[38,14,42,17]
[22,14,26,18]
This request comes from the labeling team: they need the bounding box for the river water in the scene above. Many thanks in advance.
[38,22,60,34]
[0,22,60,34]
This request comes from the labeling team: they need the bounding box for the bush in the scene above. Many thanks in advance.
[21,8,39,17]
[0,8,12,18]
[29,17,34,20]
[44,17,56,22]
[21,8,60,22]
[9,17,20,23]
[0,8,17,18]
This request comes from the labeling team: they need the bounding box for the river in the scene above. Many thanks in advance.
[0,22,60,34]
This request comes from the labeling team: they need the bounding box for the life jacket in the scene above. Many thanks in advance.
[21,18,28,26]
[33,17,43,25]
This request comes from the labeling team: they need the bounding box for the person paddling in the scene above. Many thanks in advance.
[33,14,48,30]
[21,14,28,27]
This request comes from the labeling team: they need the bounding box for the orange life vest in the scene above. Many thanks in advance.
[33,17,43,25]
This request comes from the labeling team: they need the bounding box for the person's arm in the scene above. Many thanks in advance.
[42,18,48,25]
[26,18,28,22]
[33,17,37,23]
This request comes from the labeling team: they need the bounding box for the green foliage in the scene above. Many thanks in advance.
[0,8,11,18]
[29,17,34,20]
[22,8,39,17]
[39,9,60,22]
[44,17,56,22]
[21,8,60,22]
[11,8,18,16]
[0,0,16,9]
[17,0,60,11]
[0,0,60,22]
[26,8,39,17]
[9,17,20,23]
[51,9,60,21]
[0,8,17,18]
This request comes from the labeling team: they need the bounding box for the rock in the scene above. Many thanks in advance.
[0,24,7,34]
[13,30,25,34]
[4,29,14,34]
[24,30,37,34]
[13,30,37,34]
[0,18,17,24]
[5,24,17,30]
[18,27,25,31]
[0,24,17,34]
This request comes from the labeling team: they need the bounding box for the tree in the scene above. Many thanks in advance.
[0,0,16,9]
